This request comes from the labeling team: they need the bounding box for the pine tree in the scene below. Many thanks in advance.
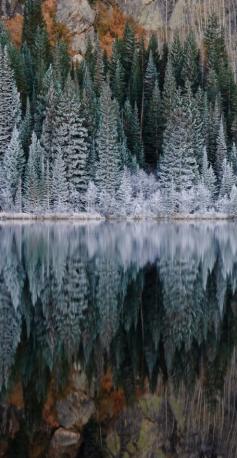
[161,58,176,128]
[0,46,21,161]
[202,146,217,198]
[40,80,61,164]
[143,80,160,166]
[208,98,221,167]
[34,65,53,139]
[22,0,45,50]
[52,148,68,211]
[170,33,184,86]
[51,78,89,209]
[116,168,132,215]
[53,41,70,89]
[181,32,200,88]
[147,33,160,70]
[85,181,97,213]
[24,132,44,212]
[96,81,121,196]
[129,47,143,108]
[144,51,158,103]
[230,143,237,175]
[94,37,104,96]
[20,97,32,153]
[121,22,135,86]
[1,127,25,210]
[159,90,198,193]
[183,81,204,168]
[219,158,235,198]
[124,100,143,166]
[215,117,227,182]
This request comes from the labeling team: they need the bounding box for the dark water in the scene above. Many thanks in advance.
[1,222,237,457]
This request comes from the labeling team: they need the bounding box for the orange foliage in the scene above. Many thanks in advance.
[7,381,24,409]
[4,14,23,47]
[42,381,60,429]
[97,370,126,421]
[42,0,72,49]
[96,1,145,55]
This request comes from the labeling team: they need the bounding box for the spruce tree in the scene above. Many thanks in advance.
[96,81,121,195]
[0,46,21,161]
[121,22,135,86]
[159,90,198,193]
[52,148,68,211]
[219,158,235,198]
[124,100,143,166]
[181,32,200,89]
[94,37,105,96]
[161,58,176,129]
[215,117,227,182]
[24,132,45,212]
[143,80,160,167]
[170,33,184,86]
[1,127,25,210]
[51,78,89,209]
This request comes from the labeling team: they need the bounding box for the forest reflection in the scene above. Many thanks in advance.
[1,222,237,455]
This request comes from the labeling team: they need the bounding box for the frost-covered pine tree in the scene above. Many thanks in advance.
[0,46,21,161]
[51,78,89,210]
[24,132,45,212]
[52,148,68,211]
[85,181,98,213]
[195,180,212,213]
[116,168,132,215]
[219,158,235,198]
[202,146,217,199]
[159,90,198,194]
[1,126,25,210]
[162,58,177,126]
[230,143,237,175]
[215,117,227,182]
[229,185,237,216]
[96,81,121,196]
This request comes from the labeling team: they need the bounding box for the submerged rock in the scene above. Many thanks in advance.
[48,428,81,458]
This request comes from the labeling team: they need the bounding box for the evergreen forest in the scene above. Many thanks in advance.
[1,1,237,216]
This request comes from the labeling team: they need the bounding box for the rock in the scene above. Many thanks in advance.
[56,0,96,54]
[48,428,81,458]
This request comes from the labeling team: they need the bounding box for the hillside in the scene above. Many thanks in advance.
[1,0,237,72]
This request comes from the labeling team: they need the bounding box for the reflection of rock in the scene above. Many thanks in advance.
[0,403,21,438]
[56,393,95,430]
[0,440,8,458]
[56,365,95,430]
[56,0,96,54]
[48,428,81,458]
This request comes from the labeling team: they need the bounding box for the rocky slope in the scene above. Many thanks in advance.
[1,0,237,59]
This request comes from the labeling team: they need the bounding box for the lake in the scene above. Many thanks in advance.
[0,221,237,457]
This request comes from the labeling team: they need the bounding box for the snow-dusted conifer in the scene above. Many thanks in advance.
[219,158,235,198]
[96,81,121,196]
[116,168,132,215]
[0,46,21,161]
[24,132,44,212]
[1,126,25,210]
[202,146,217,198]
[215,117,227,181]
[159,90,198,193]
[52,148,68,211]
[85,181,98,213]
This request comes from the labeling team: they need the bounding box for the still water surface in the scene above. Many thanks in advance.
[0,222,237,457]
